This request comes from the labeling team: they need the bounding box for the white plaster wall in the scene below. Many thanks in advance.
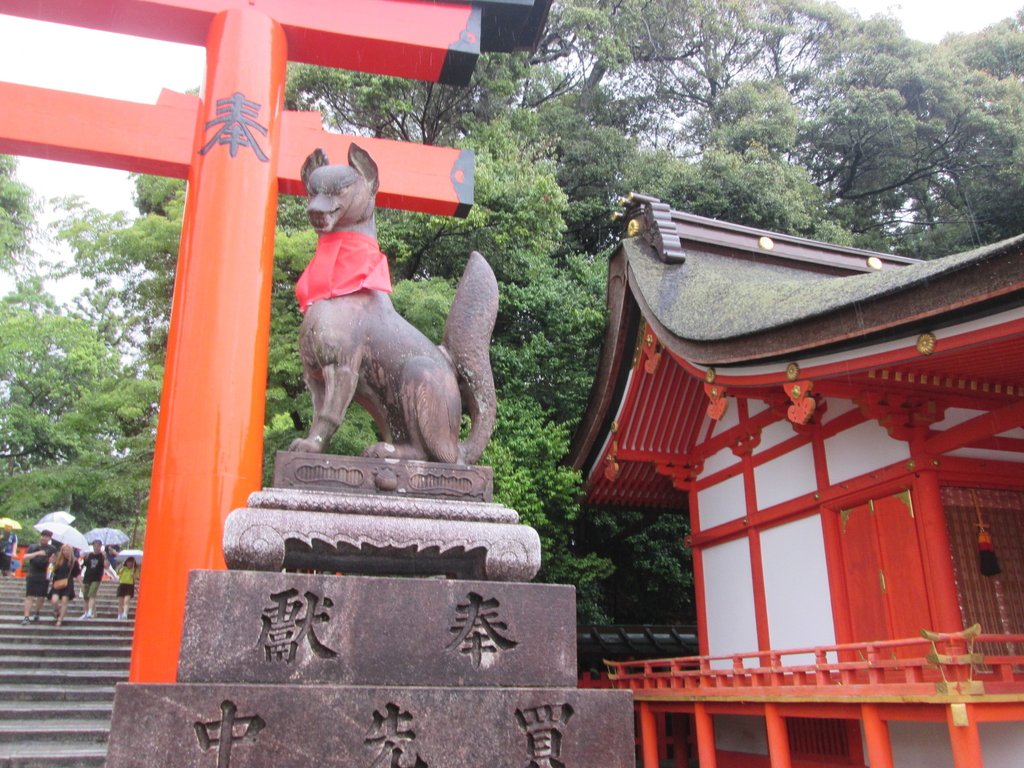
[949,447,1024,463]
[753,418,795,454]
[747,399,770,418]
[754,443,817,510]
[887,722,952,768]
[979,722,1024,768]
[713,714,768,755]
[703,537,759,668]
[825,420,910,484]
[760,515,836,661]
[709,400,741,435]
[697,473,747,530]
[703,445,739,477]
[820,396,858,425]
[932,407,986,430]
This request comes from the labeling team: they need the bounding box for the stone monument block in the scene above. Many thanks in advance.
[106,684,635,768]
[178,571,577,687]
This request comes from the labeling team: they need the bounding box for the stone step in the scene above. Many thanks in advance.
[0,630,135,643]
[0,742,107,768]
[3,685,115,703]
[0,644,130,658]
[0,702,112,721]
[0,656,129,671]
[0,616,134,628]
[0,721,110,745]
[0,670,127,687]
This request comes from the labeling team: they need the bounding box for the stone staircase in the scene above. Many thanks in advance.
[0,576,134,767]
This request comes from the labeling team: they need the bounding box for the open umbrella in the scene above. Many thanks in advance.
[83,527,130,547]
[38,510,75,526]
[34,521,89,551]
[116,548,143,564]
[0,517,21,530]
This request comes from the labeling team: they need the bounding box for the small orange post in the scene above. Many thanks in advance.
[861,704,893,768]
[694,702,718,768]
[946,703,983,768]
[129,8,286,683]
[639,702,660,768]
[764,704,792,768]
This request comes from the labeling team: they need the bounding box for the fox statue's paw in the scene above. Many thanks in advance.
[289,436,325,454]
[363,441,399,459]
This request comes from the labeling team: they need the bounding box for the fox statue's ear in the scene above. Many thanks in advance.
[301,149,329,193]
[348,144,380,195]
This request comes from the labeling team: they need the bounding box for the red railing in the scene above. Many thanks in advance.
[607,627,1024,699]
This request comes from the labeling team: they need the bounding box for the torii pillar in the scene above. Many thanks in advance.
[1,0,551,683]
[136,8,284,684]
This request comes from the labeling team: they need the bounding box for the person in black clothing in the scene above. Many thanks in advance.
[0,523,16,577]
[21,530,56,624]
[78,539,115,620]
[48,543,81,627]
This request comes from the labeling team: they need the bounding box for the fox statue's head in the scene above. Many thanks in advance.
[300,144,379,235]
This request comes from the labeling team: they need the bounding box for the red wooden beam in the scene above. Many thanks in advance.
[0,82,473,216]
[0,0,481,85]
[923,398,1024,456]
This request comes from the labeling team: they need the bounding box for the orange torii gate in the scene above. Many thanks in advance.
[0,0,548,683]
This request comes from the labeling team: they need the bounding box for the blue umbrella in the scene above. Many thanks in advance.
[83,527,130,547]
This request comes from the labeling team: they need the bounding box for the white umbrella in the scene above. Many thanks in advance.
[34,521,89,551]
[83,527,130,547]
[116,548,143,564]
[38,510,75,526]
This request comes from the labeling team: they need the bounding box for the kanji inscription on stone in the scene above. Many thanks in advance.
[199,92,269,161]
[194,700,266,768]
[446,591,517,667]
[257,588,338,663]
[364,702,429,768]
[515,703,575,768]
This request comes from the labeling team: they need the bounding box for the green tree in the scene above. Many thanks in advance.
[0,155,36,274]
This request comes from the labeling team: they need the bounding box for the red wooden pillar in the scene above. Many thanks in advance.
[694,702,718,768]
[914,468,963,632]
[639,702,660,768]
[764,704,792,768]
[947,704,983,768]
[861,704,893,768]
[129,8,286,683]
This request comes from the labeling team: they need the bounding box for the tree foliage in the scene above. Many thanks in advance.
[6,0,1024,619]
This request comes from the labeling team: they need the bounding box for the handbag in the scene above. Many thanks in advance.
[52,577,69,590]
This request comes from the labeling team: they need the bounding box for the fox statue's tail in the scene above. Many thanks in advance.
[443,251,499,465]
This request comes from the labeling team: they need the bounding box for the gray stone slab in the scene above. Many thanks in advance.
[223,506,541,581]
[178,571,577,687]
[273,451,494,501]
[106,684,635,768]
[246,487,517,523]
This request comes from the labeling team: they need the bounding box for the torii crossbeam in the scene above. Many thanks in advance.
[0,0,549,683]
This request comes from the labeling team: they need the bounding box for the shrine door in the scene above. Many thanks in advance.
[836,491,934,648]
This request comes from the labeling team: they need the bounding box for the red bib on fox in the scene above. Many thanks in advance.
[295,231,392,313]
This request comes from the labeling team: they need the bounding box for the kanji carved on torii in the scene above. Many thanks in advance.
[0,0,550,683]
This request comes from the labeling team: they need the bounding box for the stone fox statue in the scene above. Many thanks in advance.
[289,144,498,465]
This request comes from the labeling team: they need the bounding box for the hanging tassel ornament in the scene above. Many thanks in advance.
[973,491,1002,577]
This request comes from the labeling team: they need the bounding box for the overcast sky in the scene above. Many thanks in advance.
[0,2,1022,219]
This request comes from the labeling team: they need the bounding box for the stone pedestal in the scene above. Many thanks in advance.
[222,453,542,581]
[106,455,634,767]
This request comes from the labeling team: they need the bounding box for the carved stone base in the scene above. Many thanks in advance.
[106,684,635,768]
[178,571,577,687]
[274,451,493,501]
[223,489,541,581]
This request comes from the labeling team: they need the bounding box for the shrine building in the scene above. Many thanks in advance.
[568,194,1024,768]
